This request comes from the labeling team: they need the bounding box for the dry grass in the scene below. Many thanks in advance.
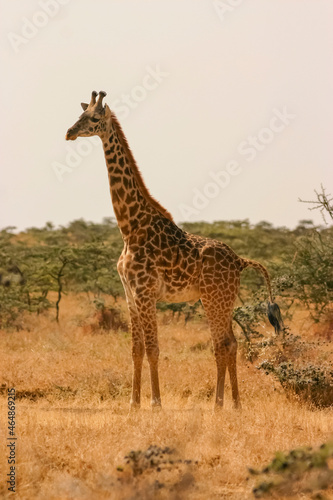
[0,295,332,499]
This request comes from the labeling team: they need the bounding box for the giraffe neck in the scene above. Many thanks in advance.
[100,119,155,239]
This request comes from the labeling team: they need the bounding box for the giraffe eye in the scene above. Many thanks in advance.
[91,117,100,123]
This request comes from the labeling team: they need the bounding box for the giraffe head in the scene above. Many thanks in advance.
[66,90,111,141]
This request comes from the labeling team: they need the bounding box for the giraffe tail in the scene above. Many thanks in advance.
[241,258,284,334]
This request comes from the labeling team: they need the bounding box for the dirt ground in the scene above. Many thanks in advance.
[0,295,332,499]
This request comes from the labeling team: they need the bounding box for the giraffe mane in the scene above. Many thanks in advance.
[110,111,174,222]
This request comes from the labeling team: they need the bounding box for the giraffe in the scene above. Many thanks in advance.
[66,91,284,410]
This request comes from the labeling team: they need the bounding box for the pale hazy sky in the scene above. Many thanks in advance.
[1,0,332,231]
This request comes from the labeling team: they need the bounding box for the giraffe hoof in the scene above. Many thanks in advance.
[130,401,141,411]
[151,399,162,411]
[214,398,224,412]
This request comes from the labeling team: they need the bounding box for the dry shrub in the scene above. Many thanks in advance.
[313,310,333,341]
[96,306,128,332]
[116,445,196,499]
[82,304,128,333]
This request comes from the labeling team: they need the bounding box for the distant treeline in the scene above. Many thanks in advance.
[0,217,332,328]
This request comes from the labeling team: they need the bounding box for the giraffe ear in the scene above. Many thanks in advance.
[81,102,89,111]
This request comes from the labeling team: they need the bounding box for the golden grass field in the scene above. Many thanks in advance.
[0,294,332,499]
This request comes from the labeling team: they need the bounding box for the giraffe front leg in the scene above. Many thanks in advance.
[129,310,144,410]
[122,283,145,410]
[134,297,161,409]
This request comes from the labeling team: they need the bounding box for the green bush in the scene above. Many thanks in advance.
[250,442,333,498]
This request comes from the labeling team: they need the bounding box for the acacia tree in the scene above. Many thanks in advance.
[299,185,333,224]
[292,187,333,322]
[67,242,123,301]
[0,225,123,327]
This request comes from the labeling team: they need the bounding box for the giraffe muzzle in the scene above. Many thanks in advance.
[65,127,78,141]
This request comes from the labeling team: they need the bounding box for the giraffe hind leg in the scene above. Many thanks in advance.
[227,325,241,409]
[210,325,240,409]
[200,283,241,409]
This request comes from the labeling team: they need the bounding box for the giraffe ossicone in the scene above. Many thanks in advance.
[66,90,284,410]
